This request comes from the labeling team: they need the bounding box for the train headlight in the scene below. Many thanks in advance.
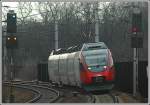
[103,66,107,69]
[14,37,16,40]
[88,67,91,70]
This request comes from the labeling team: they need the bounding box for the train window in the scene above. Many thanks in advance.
[85,55,107,66]
[83,49,108,72]
[85,55,107,72]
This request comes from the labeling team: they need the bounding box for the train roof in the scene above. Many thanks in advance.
[51,45,82,55]
[82,42,108,51]
[50,42,107,55]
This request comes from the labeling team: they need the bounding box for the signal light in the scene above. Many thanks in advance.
[132,9,142,33]
[132,27,137,32]
[7,37,10,40]
[7,12,17,33]
[6,35,18,49]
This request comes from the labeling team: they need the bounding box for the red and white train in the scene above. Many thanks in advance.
[48,42,115,91]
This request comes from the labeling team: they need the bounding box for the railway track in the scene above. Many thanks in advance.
[34,81,119,103]
[20,84,60,103]
[3,81,119,103]
[13,81,119,103]
[3,81,60,103]
[36,82,93,103]
[15,85,42,103]
[3,83,42,103]
[93,92,119,103]
[11,81,92,103]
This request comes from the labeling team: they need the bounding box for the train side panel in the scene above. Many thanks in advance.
[59,54,68,85]
[67,53,75,85]
[48,55,60,84]
[73,52,81,87]
[48,52,81,86]
[67,52,80,86]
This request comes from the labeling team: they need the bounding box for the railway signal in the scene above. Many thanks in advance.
[7,10,17,33]
[131,7,143,48]
[6,10,17,102]
[132,7,143,97]
[6,35,18,49]
[132,7,142,33]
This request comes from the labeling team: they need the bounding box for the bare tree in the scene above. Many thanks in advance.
[17,2,33,25]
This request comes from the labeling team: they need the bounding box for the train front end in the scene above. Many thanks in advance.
[79,42,115,91]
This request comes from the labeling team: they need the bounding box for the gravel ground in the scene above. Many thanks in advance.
[46,85,91,103]
[58,92,90,103]
[111,90,147,103]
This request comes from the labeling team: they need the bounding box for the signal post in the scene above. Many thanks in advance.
[131,7,143,97]
[6,10,17,102]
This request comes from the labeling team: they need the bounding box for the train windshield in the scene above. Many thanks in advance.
[83,49,108,72]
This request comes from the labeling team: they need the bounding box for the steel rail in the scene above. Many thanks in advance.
[3,81,60,103]
[13,82,60,103]
[91,91,120,103]
[3,83,42,103]
[37,81,95,103]
[108,92,119,103]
